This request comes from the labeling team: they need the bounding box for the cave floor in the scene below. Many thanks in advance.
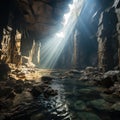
[0,65,120,120]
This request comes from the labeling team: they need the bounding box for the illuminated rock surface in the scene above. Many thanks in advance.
[0,64,120,120]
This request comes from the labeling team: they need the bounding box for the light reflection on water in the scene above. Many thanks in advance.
[37,78,120,120]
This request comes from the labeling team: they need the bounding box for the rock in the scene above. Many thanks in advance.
[16,80,24,85]
[111,82,120,96]
[6,91,16,99]
[31,113,45,120]
[13,90,33,106]
[77,112,101,120]
[31,86,43,97]
[14,84,24,94]
[100,93,120,103]
[41,76,54,83]
[0,87,13,98]
[74,100,87,111]
[111,102,120,111]
[5,79,16,87]
[100,76,114,88]
[16,72,26,79]
[98,71,120,88]
[0,99,13,109]
[69,69,81,74]
[87,99,111,111]
[44,87,58,98]
[78,88,100,101]
[85,66,97,73]
[0,62,11,80]
[0,115,6,120]
[104,70,120,77]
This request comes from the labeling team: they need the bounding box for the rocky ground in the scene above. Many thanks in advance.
[0,63,120,120]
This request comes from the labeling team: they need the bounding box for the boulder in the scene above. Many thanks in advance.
[41,76,54,84]
[77,112,101,120]
[87,99,111,111]
[74,100,87,111]
[31,113,45,120]
[0,62,11,80]
[31,86,43,97]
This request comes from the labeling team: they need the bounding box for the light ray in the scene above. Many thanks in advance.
[40,0,84,68]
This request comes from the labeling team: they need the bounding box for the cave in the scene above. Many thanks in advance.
[0,0,120,120]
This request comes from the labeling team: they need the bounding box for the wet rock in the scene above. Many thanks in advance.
[5,79,16,87]
[78,88,100,100]
[16,80,24,85]
[6,91,16,99]
[100,76,114,88]
[85,66,97,73]
[87,99,111,111]
[30,113,45,120]
[100,93,120,103]
[98,70,120,88]
[104,70,120,77]
[69,69,81,74]
[12,69,21,74]
[110,82,120,96]
[74,100,87,111]
[0,62,11,80]
[103,89,114,94]
[44,87,58,98]
[14,84,24,94]
[16,72,26,79]
[0,115,6,120]
[77,112,101,120]
[13,90,33,106]
[13,80,24,93]
[111,102,120,111]
[41,76,54,84]
[0,87,13,98]
[0,99,13,110]
[31,86,43,97]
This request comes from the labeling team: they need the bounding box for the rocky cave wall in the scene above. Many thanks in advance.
[97,0,120,71]
[71,0,120,70]
[0,0,120,70]
[0,0,73,66]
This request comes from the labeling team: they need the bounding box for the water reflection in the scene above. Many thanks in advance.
[37,78,120,120]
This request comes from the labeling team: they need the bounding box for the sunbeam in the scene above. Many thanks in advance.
[40,0,84,68]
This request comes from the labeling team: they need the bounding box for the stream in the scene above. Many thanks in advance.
[30,78,120,120]
[2,73,120,120]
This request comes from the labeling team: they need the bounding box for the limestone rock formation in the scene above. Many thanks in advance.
[97,0,120,71]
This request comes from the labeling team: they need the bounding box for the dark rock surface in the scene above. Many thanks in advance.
[0,67,120,120]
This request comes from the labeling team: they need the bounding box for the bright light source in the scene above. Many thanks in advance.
[63,12,70,26]
[40,0,84,68]
[56,0,84,39]
[69,4,74,10]
[56,32,65,38]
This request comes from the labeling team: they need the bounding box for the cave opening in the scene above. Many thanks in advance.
[40,0,84,69]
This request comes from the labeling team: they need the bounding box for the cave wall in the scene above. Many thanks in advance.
[97,0,120,71]
[0,0,120,70]
[0,0,72,66]
[72,0,120,71]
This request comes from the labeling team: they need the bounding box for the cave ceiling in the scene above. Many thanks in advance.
[0,0,115,39]
[0,0,73,38]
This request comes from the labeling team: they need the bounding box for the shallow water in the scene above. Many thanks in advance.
[8,78,120,120]
[34,78,120,120]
